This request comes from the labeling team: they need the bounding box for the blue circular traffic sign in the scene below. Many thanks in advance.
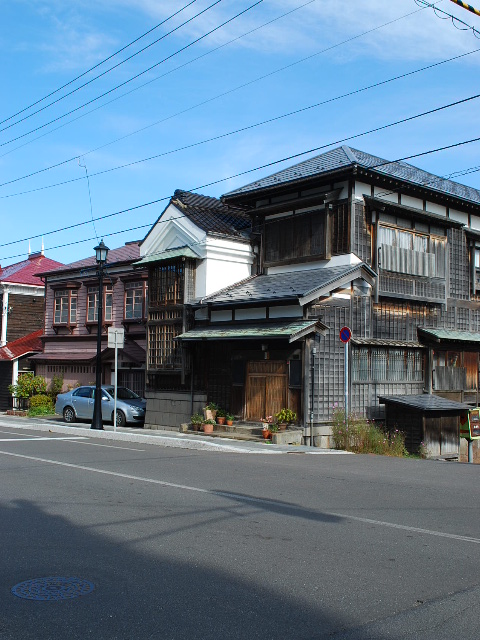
[339,326,352,343]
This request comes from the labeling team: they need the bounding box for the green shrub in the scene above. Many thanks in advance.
[332,408,407,457]
[48,374,64,401]
[28,393,54,417]
[8,373,47,398]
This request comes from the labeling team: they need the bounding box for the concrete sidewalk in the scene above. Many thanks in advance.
[0,413,351,455]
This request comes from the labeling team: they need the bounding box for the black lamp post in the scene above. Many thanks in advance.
[91,239,109,430]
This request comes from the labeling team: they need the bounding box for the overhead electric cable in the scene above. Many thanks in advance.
[0,0,199,128]
[0,0,434,158]
[2,85,479,199]
[0,0,263,149]
[4,126,480,263]
[0,0,218,134]
[416,0,480,36]
[3,121,480,255]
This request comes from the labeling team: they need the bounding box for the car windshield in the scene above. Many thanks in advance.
[104,386,141,400]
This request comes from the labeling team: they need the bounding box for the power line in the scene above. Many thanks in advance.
[3,127,480,258]
[0,1,457,190]
[416,0,480,36]
[2,81,480,199]
[0,0,431,161]
[0,0,215,134]
[0,0,199,128]
[0,0,263,149]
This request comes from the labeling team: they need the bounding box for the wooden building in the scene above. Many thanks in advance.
[161,145,480,448]
[33,242,147,395]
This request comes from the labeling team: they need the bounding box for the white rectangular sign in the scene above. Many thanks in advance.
[107,327,125,349]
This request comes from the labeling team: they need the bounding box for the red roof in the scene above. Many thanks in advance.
[0,329,43,361]
[0,253,64,286]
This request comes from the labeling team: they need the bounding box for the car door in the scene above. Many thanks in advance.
[71,387,93,418]
[98,389,114,422]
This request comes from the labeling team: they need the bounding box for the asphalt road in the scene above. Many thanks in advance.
[0,420,479,639]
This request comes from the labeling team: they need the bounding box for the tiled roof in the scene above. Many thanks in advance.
[418,328,480,343]
[0,329,43,361]
[378,394,470,412]
[351,338,425,348]
[196,263,375,306]
[172,189,251,237]
[223,145,480,206]
[0,253,63,286]
[177,320,327,343]
[36,242,141,277]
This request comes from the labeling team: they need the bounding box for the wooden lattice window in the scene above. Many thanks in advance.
[352,347,424,383]
[265,210,326,263]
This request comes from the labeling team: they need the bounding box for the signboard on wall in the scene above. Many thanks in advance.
[460,409,480,440]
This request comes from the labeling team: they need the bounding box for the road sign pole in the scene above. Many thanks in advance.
[345,341,349,421]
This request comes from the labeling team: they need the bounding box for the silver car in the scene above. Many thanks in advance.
[55,385,146,427]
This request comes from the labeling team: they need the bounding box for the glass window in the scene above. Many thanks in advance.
[54,289,77,325]
[125,281,145,319]
[73,387,92,398]
[352,347,424,383]
[87,284,113,322]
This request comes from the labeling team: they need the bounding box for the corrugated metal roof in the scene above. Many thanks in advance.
[418,328,480,343]
[196,263,375,306]
[0,254,63,286]
[177,320,326,342]
[0,330,43,361]
[223,145,480,207]
[135,246,199,266]
[351,338,425,348]
[378,394,470,411]
[36,242,141,277]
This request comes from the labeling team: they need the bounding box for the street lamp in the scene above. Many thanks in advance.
[91,239,109,430]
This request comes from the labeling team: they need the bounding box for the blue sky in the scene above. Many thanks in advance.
[1,0,480,266]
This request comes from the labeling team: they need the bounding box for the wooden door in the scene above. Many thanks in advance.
[245,361,287,420]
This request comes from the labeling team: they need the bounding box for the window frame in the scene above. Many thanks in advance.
[53,288,78,327]
[86,283,114,324]
[124,280,148,321]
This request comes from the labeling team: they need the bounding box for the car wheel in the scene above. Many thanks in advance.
[63,406,76,423]
[114,410,126,428]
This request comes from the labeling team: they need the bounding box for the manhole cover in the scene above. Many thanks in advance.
[11,577,95,601]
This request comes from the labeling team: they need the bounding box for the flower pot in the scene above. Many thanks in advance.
[278,423,287,431]
[191,423,200,431]
[262,429,272,439]
[203,422,214,434]
[226,419,233,426]
[217,417,226,425]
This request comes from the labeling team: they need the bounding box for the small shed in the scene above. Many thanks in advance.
[378,394,471,458]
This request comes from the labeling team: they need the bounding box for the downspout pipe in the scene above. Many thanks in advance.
[1,286,9,347]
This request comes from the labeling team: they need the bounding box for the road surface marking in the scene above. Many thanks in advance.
[0,448,478,546]
[66,440,145,451]
[0,436,88,442]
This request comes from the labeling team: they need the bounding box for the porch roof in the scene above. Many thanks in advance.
[194,262,376,307]
[134,245,199,267]
[351,337,424,348]
[177,319,327,343]
[417,328,480,344]
[378,394,470,412]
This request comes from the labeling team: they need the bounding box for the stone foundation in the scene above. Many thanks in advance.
[144,390,207,429]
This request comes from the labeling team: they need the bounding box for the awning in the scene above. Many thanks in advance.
[134,246,199,267]
[378,394,470,412]
[351,337,424,348]
[30,351,97,363]
[418,328,480,345]
[177,320,328,343]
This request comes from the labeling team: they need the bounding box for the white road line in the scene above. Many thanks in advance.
[0,429,44,438]
[0,448,479,546]
[66,440,145,451]
[0,436,88,442]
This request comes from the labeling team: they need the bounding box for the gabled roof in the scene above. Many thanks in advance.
[0,329,43,361]
[171,189,251,237]
[0,253,63,286]
[194,263,376,307]
[223,145,480,207]
[36,242,141,277]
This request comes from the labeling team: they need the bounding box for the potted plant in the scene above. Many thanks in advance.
[270,423,279,433]
[202,418,216,434]
[203,402,218,421]
[190,413,204,431]
[216,408,226,425]
[275,408,297,431]
[225,413,234,426]
[261,415,273,439]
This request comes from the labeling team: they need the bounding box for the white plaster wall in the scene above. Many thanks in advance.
[471,215,480,231]
[269,305,303,318]
[449,208,468,225]
[201,236,253,298]
[140,203,204,258]
[235,307,266,320]
[373,186,398,203]
[400,194,423,210]
[354,181,371,198]
[425,201,447,216]
[211,310,233,322]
